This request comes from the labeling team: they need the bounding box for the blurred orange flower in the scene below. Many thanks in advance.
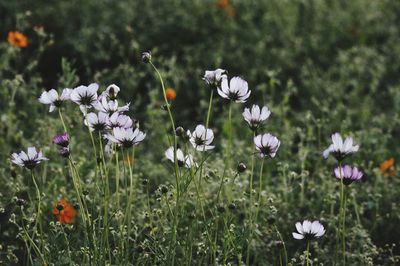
[216,0,235,17]
[380,157,395,177]
[7,31,28,48]
[165,88,177,100]
[52,199,77,224]
[216,0,230,9]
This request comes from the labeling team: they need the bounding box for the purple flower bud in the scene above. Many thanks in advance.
[53,132,70,147]
[59,147,70,158]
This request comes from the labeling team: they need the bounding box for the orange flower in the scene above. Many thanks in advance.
[52,199,77,224]
[216,0,230,9]
[165,88,177,100]
[380,158,395,177]
[7,31,28,48]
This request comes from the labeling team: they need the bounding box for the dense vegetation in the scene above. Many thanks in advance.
[0,0,399,265]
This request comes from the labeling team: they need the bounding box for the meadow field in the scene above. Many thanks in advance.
[1,0,400,265]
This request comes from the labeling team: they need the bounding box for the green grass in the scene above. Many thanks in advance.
[1,0,400,265]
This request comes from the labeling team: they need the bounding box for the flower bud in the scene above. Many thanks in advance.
[160,185,168,194]
[175,126,185,137]
[237,162,247,173]
[15,198,27,207]
[59,147,70,158]
[141,51,151,63]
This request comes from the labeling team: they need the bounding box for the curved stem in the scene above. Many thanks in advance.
[149,61,180,264]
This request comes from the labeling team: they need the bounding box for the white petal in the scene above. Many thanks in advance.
[292,232,304,240]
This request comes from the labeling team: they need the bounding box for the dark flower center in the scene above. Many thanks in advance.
[54,100,63,107]
[93,123,106,131]
[23,160,38,170]
[260,145,272,156]
[195,137,204,146]
[121,140,133,148]
[79,93,95,105]
[228,92,239,101]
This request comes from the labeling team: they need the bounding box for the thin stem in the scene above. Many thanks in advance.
[306,240,310,266]
[246,132,256,266]
[30,170,45,258]
[58,108,68,132]
[228,101,233,165]
[342,187,347,265]
[149,60,181,264]
[275,225,288,266]
[256,158,266,221]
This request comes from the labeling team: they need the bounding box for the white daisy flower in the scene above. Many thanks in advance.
[106,112,133,129]
[217,76,251,103]
[254,133,280,158]
[38,88,71,112]
[187,125,215,151]
[85,112,109,132]
[70,83,99,114]
[202,68,227,86]
[106,127,146,148]
[11,147,49,169]
[243,104,271,131]
[322,133,359,161]
[94,97,130,115]
[292,220,325,240]
[165,147,198,168]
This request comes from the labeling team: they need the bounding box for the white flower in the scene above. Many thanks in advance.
[292,220,325,240]
[322,133,359,161]
[106,127,145,148]
[254,133,280,158]
[85,112,109,132]
[165,146,198,168]
[202,68,227,86]
[70,83,99,114]
[38,88,71,112]
[11,147,49,169]
[243,105,271,130]
[94,97,130,115]
[187,125,215,151]
[106,112,133,129]
[217,76,251,103]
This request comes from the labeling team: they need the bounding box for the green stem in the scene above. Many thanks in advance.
[342,187,347,265]
[246,132,256,266]
[149,60,181,264]
[255,158,265,221]
[30,170,45,259]
[58,108,68,132]
[275,225,288,266]
[306,240,310,266]
[228,101,233,165]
